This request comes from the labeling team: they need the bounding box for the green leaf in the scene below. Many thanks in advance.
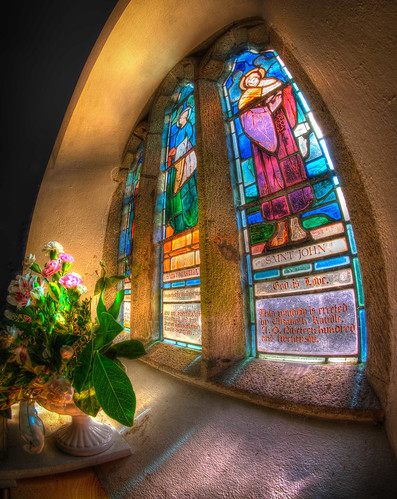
[94,277,105,296]
[30,262,42,273]
[97,289,107,321]
[104,276,125,289]
[109,340,146,360]
[73,384,100,417]
[48,282,62,302]
[93,353,136,426]
[108,290,125,320]
[94,313,123,351]
[73,340,94,393]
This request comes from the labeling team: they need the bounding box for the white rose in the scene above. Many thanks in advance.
[23,253,36,269]
[76,284,87,295]
[42,241,64,255]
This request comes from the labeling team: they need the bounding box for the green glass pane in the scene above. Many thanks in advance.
[171,193,182,215]
[249,286,255,323]
[302,215,331,229]
[249,224,275,245]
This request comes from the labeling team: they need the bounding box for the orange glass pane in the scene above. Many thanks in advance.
[164,241,172,254]
[163,258,171,272]
[166,225,174,238]
[192,230,199,243]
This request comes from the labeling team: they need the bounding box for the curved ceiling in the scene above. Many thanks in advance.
[51,0,264,168]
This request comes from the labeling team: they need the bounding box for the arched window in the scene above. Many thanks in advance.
[158,81,202,349]
[220,48,366,362]
[118,144,144,330]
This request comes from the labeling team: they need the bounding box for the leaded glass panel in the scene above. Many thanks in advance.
[221,49,366,361]
[159,82,202,347]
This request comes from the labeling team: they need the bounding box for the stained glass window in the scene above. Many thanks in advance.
[221,49,366,362]
[118,145,143,329]
[159,82,202,348]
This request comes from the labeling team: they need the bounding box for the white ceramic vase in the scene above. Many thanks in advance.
[41,399,116,456]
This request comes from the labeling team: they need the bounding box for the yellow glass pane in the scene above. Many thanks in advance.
[195,250,200,265]
[172,234,187,251]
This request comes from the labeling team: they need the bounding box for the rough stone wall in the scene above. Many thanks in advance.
[260,0,397,455]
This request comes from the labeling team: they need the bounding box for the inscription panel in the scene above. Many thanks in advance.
[255,269,353,297]
[256,289,358,355]
[163,287,200,303]
[163,302,201,345]
[253,238,348,270]
[163,266,200,282]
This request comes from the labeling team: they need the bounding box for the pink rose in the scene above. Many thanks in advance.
[60,345,74,360]
[59,272,83,288]
[42,260,62,278]
[59,253,75,263]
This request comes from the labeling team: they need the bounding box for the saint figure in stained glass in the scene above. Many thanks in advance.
[238,66,312,246]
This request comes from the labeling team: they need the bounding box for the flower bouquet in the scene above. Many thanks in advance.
[0,241,145,454]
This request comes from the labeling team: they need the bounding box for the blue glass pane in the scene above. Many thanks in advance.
[313,179,334,200]
[306,156,328,177]
[239,133,252,159]
[234,118,243,135]
[307,133,322,162]
[163,283,171,289]
[296,102,306,124]
[302,203,341,221]
[314,256,351,271]
[253,269,280,281]
[186,279,200,286]
[347,224,357,254]
[247,212,263,225]
[313,192,337,207]
[359,309,367,362]
[171,281,185,288]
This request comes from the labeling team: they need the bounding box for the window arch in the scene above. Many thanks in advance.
[158,81,202,349]
[118,144,144,330]
[220,47,366,362]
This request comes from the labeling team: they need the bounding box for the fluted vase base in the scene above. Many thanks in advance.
[53,414,115,456]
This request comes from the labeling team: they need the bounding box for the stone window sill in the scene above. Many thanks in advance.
[140,342,383,423]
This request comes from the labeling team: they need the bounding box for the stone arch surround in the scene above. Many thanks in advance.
[24,1,397,453]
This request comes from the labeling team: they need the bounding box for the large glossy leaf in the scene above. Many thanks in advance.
[93,353,136,426]
[73,384,100,417]
[97,289,107,321]
[108,290,125,320]
[108,340,146,360]
[94,313,123,351]
[73,340,93,393]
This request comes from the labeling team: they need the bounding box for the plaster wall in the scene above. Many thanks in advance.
[260,0,397,456]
